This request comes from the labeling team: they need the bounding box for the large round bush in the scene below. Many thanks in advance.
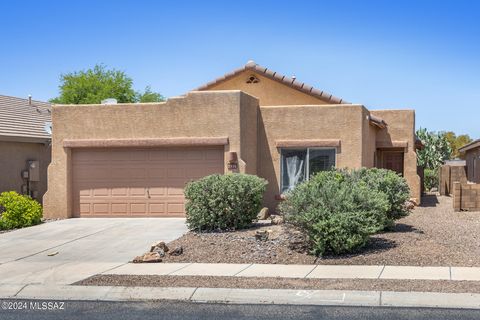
[279,170,390,256]
[184,174,267,231]
[0,191,43,230]
[351,168,411,226]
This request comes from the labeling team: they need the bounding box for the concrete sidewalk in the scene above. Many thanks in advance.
[1,284,480,310]
[105,262,480,281]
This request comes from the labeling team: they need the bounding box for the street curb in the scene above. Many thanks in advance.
[1,285,480,309]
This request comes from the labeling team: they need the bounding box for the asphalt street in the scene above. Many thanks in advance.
[1,300,480,320]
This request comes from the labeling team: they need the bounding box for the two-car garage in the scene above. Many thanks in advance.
[71,147,224,217]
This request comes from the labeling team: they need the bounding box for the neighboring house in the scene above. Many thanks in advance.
[44,61,421,219]
[459,140,480,183]
[0,95,51,202]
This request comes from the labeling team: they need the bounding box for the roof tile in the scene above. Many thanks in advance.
[0,95,51,141]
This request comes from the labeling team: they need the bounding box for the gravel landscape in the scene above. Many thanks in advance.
[160,195,480,266]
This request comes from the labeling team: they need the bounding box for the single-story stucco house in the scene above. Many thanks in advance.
[43,61,421,219]
[459,139,480,183]
[0,95,51,202]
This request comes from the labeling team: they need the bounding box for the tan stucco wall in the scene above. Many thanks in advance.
[0,140,51,203]
[204,70,332,106]
[362,110,378,168]
[258,104,369,210]
[371,109,420,202]
[44,91,259,218]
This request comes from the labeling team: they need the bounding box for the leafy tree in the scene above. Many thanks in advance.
[50,64,164,104]
[135,86,165,103]
[442,131,472,159]
[416,128,451,170]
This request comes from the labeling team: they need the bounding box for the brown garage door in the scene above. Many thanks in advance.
[72,147,224,217]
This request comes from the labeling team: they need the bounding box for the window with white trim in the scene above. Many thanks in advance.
[280,148,336,193]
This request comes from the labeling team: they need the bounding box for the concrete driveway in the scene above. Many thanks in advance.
[0,218,187,286]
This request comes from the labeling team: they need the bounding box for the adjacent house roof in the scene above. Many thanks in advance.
[195,60,350,104]
[0,94,51,143]
[458,139,480,153]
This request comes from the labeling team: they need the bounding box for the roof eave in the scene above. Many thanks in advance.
[458,139,480,153]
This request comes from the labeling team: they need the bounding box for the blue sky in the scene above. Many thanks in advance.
[1,0,479,137]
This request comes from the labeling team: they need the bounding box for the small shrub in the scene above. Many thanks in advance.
[184,174,267,231]
[280,170,390,256]
[351,168,411,226]
[0,191,43,230]
[424,168,438,191]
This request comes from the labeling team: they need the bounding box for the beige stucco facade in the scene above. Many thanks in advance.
[0,140,51,202]
[44,63,420,218]
[44,91,258,218]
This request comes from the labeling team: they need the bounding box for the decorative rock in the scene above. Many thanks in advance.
[132,255,144,263]
[270,215,284,225]
[404,200,415,211]
[255,230,269,241]
[169,246,183,256]
[150,241,169,253]
[133,252,162,263]
[141,252,162,263]
[257,207,270,220]
[408,198,419,206]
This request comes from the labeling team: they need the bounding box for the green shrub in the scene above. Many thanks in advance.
[424,168,438,191]
[0,191,43,230]
[280,170,390,256]
[184,174,267,231]
[351,168,411,226]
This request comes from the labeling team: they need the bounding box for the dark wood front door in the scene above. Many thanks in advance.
[380,151,404,175]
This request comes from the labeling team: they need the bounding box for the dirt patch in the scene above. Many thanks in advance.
[159,195,480,266]
[76,274,480,294]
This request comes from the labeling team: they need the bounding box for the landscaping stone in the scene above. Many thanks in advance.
[255,230,269,241]
[404,200,416,211]
[169,246,183,256]
[150,241,169,253]
[408,198,419,206]
[270,215,284,225]
[257,207,270,220]
[133,252,163,263]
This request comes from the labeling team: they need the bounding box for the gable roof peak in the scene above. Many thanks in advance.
[195,61,351,105]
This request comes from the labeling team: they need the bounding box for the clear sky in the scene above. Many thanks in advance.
[1,0,479,137]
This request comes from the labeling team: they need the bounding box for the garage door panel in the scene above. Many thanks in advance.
[111,203,129,215]
[110,167,147,180]
[73,147,224,217]
[79,203,91,215]
[92,188,110,196]
[92,203,109,214]
[148,186,166,196]
[111,187,128,196]
[73,166,110,181]
[131,203,148,215]
[205,149,224,159]
[149,203,166,214]
[167,203,184,215]
[167,168,185,179]
[147,167,166,178]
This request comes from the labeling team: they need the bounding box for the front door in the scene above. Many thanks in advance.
[379,151,404,176]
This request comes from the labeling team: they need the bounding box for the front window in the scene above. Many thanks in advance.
[281,148,336,193]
